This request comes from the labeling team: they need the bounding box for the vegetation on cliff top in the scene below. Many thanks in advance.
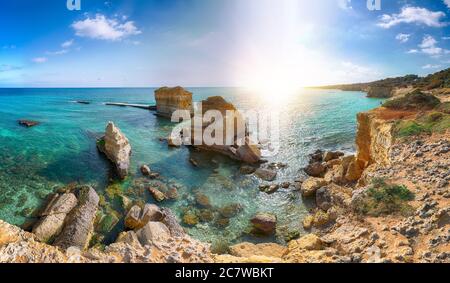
[354,178,415,217]
[382,90,441,110]
[318,67,450,92]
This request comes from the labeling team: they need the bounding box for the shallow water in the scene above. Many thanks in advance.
[0,88,383,247]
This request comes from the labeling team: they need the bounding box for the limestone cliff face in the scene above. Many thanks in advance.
[155,86,193,118]
[356,110,395,169]
[365,86,394,98]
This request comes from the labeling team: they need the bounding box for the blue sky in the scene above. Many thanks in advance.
[0,0,449,87]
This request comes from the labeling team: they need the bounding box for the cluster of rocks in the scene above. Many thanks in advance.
[32,186,100,250]
[155,87,263,164]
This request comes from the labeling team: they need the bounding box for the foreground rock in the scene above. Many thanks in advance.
[154,86,193,118]
[54,186,99,250]
[32,193,78,243]
[97,122,132,180]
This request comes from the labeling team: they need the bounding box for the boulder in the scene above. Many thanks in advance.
[135,222,171,245]
[140,204,164,224]
[290,234,323,251]
[304,162,326,177]
[240,165,257,175]
[309,150,324,163]
[161,208,185,237]
[140,165,151,176]
[255,168,277,181]
[236,144,262,164]
[251,213,277,236]
[54,186,100,250]
[316,187,332,211]
[148,187,166,202]
[32,193,78,243]
[155,86,193,118]
[97,122,132,180]
[124,205,142,230]
[300,178,327,197]
[323,151,344,162]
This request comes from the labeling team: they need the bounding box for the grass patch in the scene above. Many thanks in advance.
[383,90,441,110]
[354,178,415,217]
[394,111,450,138]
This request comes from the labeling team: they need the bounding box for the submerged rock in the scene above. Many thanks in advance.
[148,187,166,202]
[18,120,40,128]
[54,186,100,250]
[32,193,78,243]
[250,212,277,236]
[255,168,277,181]
[97,122,132,180]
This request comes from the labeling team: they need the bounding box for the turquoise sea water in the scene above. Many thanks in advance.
[0,88,383,247]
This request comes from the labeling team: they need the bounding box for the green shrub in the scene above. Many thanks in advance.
[395,120,430,137]
[383,90,441,110]
[394,111,450,138]
[354,178,415,217]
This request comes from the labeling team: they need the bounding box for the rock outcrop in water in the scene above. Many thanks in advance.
[192,96,262,164]
[154,86,193,118]
[97,122,132,180]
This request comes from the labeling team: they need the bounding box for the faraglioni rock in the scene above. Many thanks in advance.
[155,86,193,118]
[192,96,262,164]
[97,122,132,180]
[54,186,100,250]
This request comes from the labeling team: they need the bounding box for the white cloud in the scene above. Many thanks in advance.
[61,39,74,48]
[337,0,352,11]
[443,36,450,40]
[32,57,48,63]
[396,33,411,43]
[72,14,141,41]
[46,49,69,56]
[377,6,447,28]
[445,0,450,9]
[407,49,419,54]
[0,64,21,72]
[422,64,441,69]
[419,35,444,56]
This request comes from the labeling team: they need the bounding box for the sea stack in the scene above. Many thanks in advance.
[154,86,193,118]
[97,122,132,180]
[193,96,261,164]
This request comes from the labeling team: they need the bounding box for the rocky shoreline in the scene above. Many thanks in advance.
[0,87,448,263]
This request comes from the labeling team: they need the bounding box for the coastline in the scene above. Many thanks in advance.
[0,86,448,263]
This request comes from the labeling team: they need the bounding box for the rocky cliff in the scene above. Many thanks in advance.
[356,109,396,169]
[155,86,193,118]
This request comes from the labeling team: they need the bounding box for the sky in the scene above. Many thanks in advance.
[0,0,449,88]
